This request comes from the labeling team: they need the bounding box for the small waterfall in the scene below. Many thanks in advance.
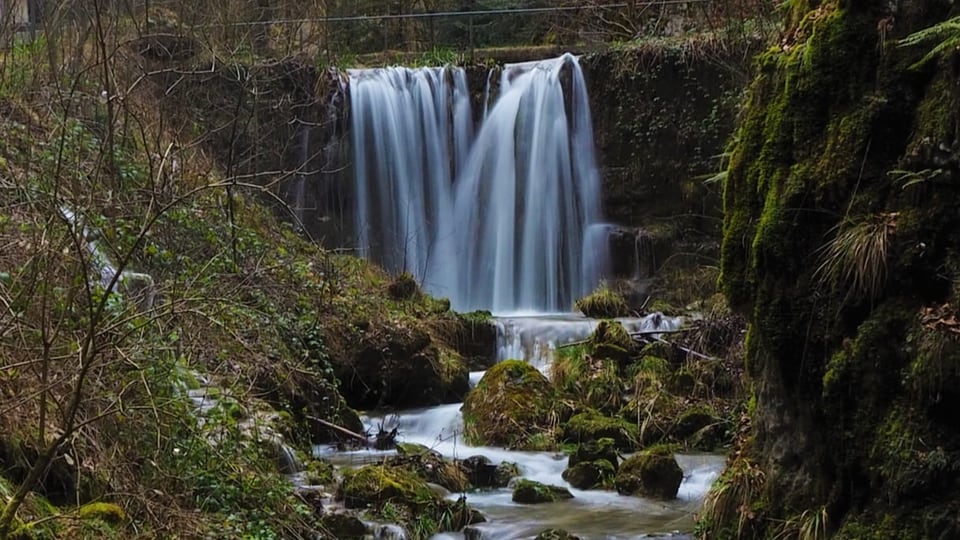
[291,124,310,225]
[349,54,608,313]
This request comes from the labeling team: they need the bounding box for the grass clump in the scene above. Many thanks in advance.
[815,212,897,301]
[576,286,629,318]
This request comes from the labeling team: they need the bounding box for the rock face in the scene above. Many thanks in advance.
[707,1,960,537]
[462,360,556,449]
[614,447,682,500]
[511,479,575,504]
[581,43,755,227]
[332,321,470,409]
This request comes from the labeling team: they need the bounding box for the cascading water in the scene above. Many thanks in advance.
[349,54,608,313]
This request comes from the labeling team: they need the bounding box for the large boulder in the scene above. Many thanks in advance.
[462,360,556,449]
[460,455,519,488]
[563,438,620,490]
[562,460,616,490]
[511,479,574,504]
[333,322,469,409]
[338,464,436,509]
[614,446,683,499]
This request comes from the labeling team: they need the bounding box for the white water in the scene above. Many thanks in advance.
[349,54,608,312]
[496,312,683,373]
[320,314,722,539]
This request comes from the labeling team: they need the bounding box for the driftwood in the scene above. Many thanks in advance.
[649,336,716,362]
[309,416,368,442]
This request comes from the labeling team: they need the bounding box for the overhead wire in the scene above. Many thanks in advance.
[197,1,713,27]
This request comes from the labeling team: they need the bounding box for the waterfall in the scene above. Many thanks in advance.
[349,54,608,313]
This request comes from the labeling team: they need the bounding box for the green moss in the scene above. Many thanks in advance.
[614,445,683,499]
[674,404,720,440]
[511,479,574,504]
[575,286,629,318]
[339,465,436,509]
[561,409,638,451]
[588,320,634,361]
[462,360,556,449]
[78,502,127,524]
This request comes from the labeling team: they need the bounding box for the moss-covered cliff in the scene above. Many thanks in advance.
[706,0,960,537]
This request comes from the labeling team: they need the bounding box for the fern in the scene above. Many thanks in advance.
[898,16,960,70]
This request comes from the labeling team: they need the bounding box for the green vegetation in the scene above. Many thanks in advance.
[706,0,960,537]
[576,286,630,318]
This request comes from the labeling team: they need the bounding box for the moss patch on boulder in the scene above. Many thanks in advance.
[615,444,683,499]
[561,409,638,451]
[462,360,556,449]
[511,479,574,504]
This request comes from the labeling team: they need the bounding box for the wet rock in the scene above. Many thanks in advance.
[319,512,367,539]
[387,444,469,492]
[495,461,522,487]
[614,446,683,499]
[561,460,616,490]
[535,529,582,540]
[511,479,574,504]
[461,456,520,488]
[463,525,483,540]
[462,360,556,449]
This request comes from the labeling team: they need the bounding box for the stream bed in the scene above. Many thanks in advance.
[317,314,726,540]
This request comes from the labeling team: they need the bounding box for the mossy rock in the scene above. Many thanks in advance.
[576,286,629,318]
[615,445,683,499]
[561,409,638,451]
[388,271,420,300]
[588,320,634,361]
[337,464,436,509]
[511,479,574,504]
[387,447,469,493]
[460,456,519,488]
[462,360,556,449]
[535,528,582,540]
[335,322,470,409]
[568,437,619,469]
[319,512,367,539]
[673,404,719,440]
[561,459,617,490]
[77,502,126,525]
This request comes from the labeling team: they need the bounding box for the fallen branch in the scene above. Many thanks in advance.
[308,416,368,442]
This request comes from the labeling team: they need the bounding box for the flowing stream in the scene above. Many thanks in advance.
[319,314,725,540]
